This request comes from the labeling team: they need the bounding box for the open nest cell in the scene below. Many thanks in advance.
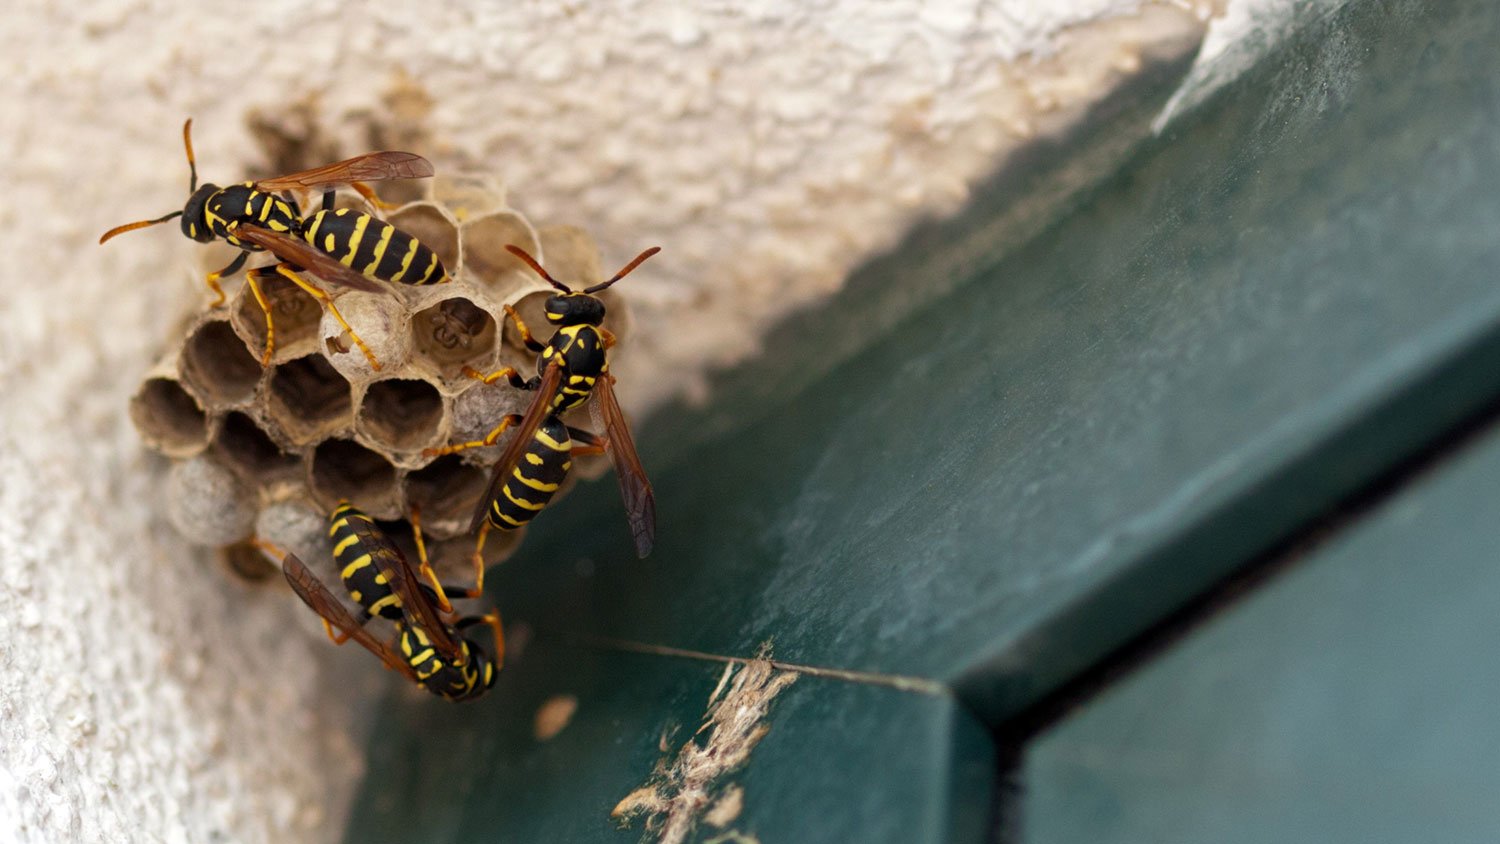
[410,295,500,381]
[130,375,209,457]
[130,181,639,582]
[229,269,323,365]
[180,318,262,407]
[356,378,445,453]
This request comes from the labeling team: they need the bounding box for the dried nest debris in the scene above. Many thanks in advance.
[131,174,626,577]
[614,647,796,844]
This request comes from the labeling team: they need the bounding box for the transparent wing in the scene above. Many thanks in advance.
[281,553,416,680]
[591,374,656,557]
[253,151,435,191]
[375,526,463,660]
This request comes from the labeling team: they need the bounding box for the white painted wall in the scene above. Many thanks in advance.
[0,1,1308,841]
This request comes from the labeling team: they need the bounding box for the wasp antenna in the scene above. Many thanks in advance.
[505,245,571,292]
[584,246,661,294]
[99,210,184,244]
[182,118,199,192]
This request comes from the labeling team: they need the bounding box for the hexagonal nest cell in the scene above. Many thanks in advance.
[267,355,353,446]
[131,375,209,458]
[357,378,444,453]
[309,438,401,518]
[180,318,262,407]
[230,270,323,364]
[214,411,301,487]
[403,454,487,535]
[411,295,499,381]
[129,176,637,583]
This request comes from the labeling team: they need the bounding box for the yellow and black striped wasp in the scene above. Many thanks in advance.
[277,501,502,703]
[100,119,448,370]
[425,245,658,560]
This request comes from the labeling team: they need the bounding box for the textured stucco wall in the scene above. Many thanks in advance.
[0,2,1306,841]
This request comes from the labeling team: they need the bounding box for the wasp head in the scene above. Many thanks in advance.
[544,292,606,326]
[180,183,220,243]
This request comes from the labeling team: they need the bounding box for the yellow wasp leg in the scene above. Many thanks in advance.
[469,522,491,602]
[272,264,383,371]
[503,304,546,352]
[351,181,399,214]
[408,503,455,615]
[478,608,505,670]
[461,364,529,388]
[204,250,249,308]
[423,414,522,458]
[244,268,278,366]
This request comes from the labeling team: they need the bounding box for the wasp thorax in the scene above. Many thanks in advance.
[545,293,606,326]
[181,184,220,243]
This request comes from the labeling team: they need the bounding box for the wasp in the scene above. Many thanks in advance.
[100,119,448,370]
[275,501,502,703]
[425,245,658,560]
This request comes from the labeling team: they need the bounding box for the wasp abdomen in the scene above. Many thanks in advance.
[399,624,492,701]
[300,208,447,286]
[328,501,404,621]
[488,416,572,530]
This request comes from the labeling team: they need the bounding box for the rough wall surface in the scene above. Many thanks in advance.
[0,1,1298,841]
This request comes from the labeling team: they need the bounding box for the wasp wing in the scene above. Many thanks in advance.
[342,516,465,660]
[282,552,417,680]
[468,362,564,535]
[590,373,656,558]
[253,151,435,192]
[234,224,385,293]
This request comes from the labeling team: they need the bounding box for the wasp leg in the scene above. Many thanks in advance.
[319,606,376,645]
[408,503,456,615]
[566,426,608,457]
[279,191,304,218]
[351,182,399,214]
[599,327,618,349]
[464,521,493,604]
[272,264,383,371]
[503,305,547,353]
[461,364,530,389]
[244,267,279,366]
[456,609,506,670]
[205,250,250,308]
[430,524,489,607]
[322,618,352,645]
[250,537,289,559]
[423,413,523,458]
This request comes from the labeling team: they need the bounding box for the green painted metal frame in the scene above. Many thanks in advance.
[343,1,1500,840]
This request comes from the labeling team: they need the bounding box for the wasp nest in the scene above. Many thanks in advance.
[131,175,628,580]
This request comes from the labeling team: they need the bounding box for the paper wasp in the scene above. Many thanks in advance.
[425,245,658,560]
[100,119,447,370]
[277,501,502,703]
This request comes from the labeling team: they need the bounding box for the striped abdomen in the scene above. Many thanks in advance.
[328,501,404,621]
[398,623,493,701]
[300,207,447,286]
[487,416,572,531]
